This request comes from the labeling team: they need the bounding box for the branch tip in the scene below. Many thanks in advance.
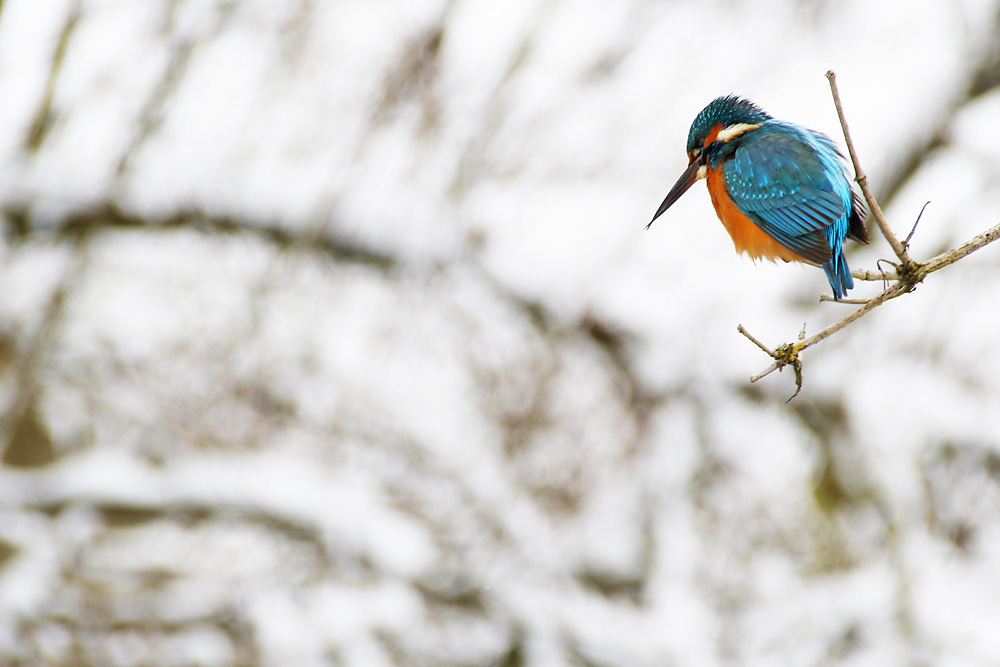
[737,324,776,357]
[904,202,931,249]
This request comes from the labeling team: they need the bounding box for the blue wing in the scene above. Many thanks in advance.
[721,121,853,267]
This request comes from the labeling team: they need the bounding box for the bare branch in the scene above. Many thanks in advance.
[737,74,1000,398]
[826,70,915,268]
[852,268,900,282]
[920,220,1000,273]
[737,324,776,357]
[750,360,783,383]
[744,219,1000,394]
[819,295,868,304]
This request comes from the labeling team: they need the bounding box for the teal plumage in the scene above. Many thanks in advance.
[650,96,869,299]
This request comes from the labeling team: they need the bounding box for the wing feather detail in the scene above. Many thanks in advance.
[721,123,855,265]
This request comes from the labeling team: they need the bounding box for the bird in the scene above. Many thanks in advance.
[647,95,869,300]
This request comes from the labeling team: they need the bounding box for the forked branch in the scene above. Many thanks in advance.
[739,72,1000,399]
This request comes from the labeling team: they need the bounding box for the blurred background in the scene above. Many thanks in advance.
[1,0,1000,665]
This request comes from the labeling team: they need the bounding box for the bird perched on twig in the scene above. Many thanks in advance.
[648,95,869,300]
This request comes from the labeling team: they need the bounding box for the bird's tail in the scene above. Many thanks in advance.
[823,251,853,300]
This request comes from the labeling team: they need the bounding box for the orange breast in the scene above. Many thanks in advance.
[706,168,805,264]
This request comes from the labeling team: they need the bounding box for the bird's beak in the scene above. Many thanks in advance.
[646,158,702,229]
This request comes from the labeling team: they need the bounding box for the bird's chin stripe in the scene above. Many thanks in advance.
[716,122,760,143]
[697,164,707,180]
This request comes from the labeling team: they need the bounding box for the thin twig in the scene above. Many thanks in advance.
[905,202,931,248]
[819,295,868,304]
[826,70,915,268]
[853,268,899,282]
[737,324,776,357]
[750,361,782,383]
[789,282,908,349]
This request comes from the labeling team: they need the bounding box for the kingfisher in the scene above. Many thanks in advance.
[648,95,869,299]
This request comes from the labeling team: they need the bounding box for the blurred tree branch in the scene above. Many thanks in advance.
[1,231,91,465]
[739,71,1000,399]
[26,0,82,152]
[2,201,396,269]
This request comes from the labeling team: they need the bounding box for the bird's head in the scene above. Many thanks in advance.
[648,95,772,227]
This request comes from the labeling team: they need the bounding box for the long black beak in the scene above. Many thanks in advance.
[646,159,701,229]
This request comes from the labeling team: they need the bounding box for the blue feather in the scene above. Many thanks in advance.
[720,120,856,299]
[649,95,868,298]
